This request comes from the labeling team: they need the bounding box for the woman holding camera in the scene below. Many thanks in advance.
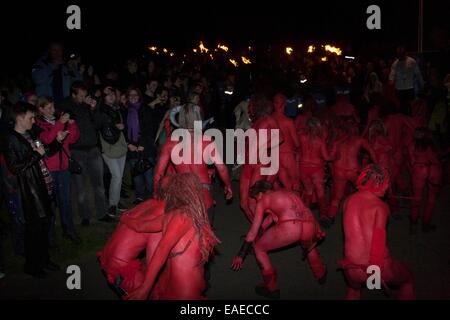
[36,96,81,244]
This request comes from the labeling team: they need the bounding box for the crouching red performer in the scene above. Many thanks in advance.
[231,181,327,299]
[123,173,218,300]
[97,188,166,298]
[339,164,415,300]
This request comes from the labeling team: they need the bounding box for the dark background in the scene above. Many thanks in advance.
[0,0,448,74]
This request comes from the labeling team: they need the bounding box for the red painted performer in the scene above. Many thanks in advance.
[240,95,283,221]
[327,121,376,225]
[271,93,300,192]
[153,122,233,225]
[297,117,332,222]
[124,173,218,300]
[407,127,442,233]
[97,181,168,298]
[231,181,327,299]
[340,164,415,300]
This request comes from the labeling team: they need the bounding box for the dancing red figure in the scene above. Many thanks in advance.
[327,121,376,224]
[340,164,415,300]
[297,117,332,222]
[231,181,327,299]
[124,173,218,300]
[407,127,442,233]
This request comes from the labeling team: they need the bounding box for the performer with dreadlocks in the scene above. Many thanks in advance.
[271,94,300,192]
[407,127,442,233]
[340,164,415,300]
[231,181,327,299]
[326,120,376,226]
[124,173,219,300]
[240,94,283,221]
[297,117,332,223]
[97,177,170,298]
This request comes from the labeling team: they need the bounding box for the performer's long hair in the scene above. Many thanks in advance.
[356,164,390,195]
[164,173,219,263]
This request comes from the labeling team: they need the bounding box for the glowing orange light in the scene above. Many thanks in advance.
[229,59,238,67]
[324,45,342,56]
[199,41,209,53]
[218,44,229,52]
[286,47,293,55]
[148,46,157,52]
[170,53,175,57]
[163,48,168,53]
[307,45,315,53]
[241,56,251,64]
[321,56,328,62]
[210,54,214,60]
[193,49,198,53]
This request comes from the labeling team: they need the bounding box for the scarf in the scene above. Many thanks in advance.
[127,102,141,143]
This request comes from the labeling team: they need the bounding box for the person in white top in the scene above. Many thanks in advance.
[389,46,424,115]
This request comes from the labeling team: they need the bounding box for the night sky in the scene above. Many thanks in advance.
[1,0,448,73]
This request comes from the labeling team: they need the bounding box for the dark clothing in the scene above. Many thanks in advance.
[57,98,102,150]
[5,130,59,223]
[137,104,166,158]
[98,103,124,145]
[24,216,50,275]
[5,129,59,275]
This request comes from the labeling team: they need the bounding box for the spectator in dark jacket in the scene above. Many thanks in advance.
[31,42,82,102]
[57,82,113,225]
[5,102,61,278]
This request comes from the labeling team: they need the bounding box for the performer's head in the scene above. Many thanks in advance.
[368,120,387,143]
[413,127,434,151]
[248,94,273,122]
[356,164,390,197]
[273,93,287,113]
[164,173,219,263]
[341,118,359,137]
[249,180,273,200]
[306,117,323,138]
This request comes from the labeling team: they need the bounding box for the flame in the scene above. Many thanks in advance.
[229,59,238,67]
[321,56,328,62]
[324,45,342,56]
[148,46,157,52]
[170,53,175,57]
[241,56,251,64]
[217,44,229,52]
[199,41,209,53]
[163,48,168,53]
[307,45,315,53]
[286,47,294,55]
[193,48,198,53]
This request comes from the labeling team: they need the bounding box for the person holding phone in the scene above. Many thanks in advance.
[5,102,61,278]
